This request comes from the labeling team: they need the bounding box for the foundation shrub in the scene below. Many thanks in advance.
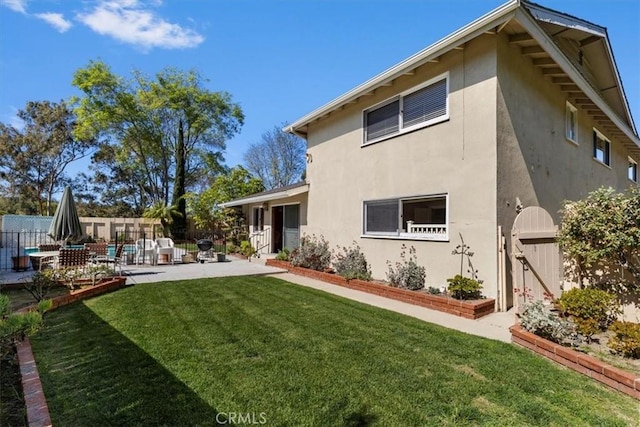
[607,321,640,358]
[290,235,331,272]
[333,242,371,281]
[446,275,483,300]
[386,245,425,291]
[275,248,290,261]
[240,241,256,258]
[556,287,620,340]
[519,300,575,344]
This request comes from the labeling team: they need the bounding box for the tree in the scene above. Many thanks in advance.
[187,166,264,230]
[558,186,640,286]
[72,60,244,238]
[243,124,306,190]
[0,100,95,215]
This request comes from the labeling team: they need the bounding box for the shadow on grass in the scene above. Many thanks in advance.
[29,303,222,426]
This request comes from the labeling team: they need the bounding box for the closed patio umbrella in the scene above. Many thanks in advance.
[48,186,84,244]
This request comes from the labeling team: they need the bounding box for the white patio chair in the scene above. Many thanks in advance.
[155,237,175,264]
[135,239,157,265]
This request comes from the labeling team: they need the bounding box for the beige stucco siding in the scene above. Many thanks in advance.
[305,34,500,296]
[496,32,637,236]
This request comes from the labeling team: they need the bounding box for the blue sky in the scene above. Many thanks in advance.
[1,0,638,179]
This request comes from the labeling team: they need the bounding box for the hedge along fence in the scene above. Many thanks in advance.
[14,276,127,427]
[266,259,495,319]
[510,324,640,400]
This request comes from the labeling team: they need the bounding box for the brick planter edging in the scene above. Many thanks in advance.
[510,324,640,400]
[267,260,495,319]
[13,277,127,427]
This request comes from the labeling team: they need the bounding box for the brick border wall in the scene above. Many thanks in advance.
[13,277,127,426]
[267,260,495,319]
[510,324,640,400]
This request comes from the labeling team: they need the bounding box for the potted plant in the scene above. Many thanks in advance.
[11,248,30,271]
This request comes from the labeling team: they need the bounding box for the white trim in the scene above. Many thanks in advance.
[592,128,611,168]
[362,193,449,241]
[628,157,638,183]
[219,184,309,207]
[362,73,450,146]
[286,0,519,135]
[565,101,578,145]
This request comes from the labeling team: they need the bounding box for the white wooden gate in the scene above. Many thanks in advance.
[511,206,561,311]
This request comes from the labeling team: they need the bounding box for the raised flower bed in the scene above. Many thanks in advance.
[266,259,495,319]
[510,324,640,400]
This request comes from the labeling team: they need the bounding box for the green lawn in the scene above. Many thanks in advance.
[30,277,637,426]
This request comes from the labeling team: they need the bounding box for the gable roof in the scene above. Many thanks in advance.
[286,0,639,156]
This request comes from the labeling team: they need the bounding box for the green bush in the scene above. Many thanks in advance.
[290,235,332,272]
[608,321,640,358]
[519,300,575,343]
[557,287,620,339]
[446,275,482,300]
[386,245,425,291]
[275,248,290,261]
[333,242,371,281]
[240,241,256,258]
[23,270,57,302]
[0,294,52,358]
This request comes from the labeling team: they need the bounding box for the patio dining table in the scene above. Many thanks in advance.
[29,251,60,271]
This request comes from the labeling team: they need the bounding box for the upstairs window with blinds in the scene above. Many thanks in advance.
[363,73,449,144]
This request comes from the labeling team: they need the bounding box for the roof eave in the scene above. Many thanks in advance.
[219,184,309,208]
[287,0,521,136]
[515,8,640,148]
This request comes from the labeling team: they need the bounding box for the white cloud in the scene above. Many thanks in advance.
[77,0,203,51]
[0,0,28,14]
[35,12,72,33]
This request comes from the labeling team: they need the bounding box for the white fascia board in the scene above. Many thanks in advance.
[219,184,309,208]
[523,2,636,133]
[516,8,640,148]
[524,2,605,37]
[285,0,520,136]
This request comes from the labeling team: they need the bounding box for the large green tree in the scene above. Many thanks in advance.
[187,166,264,231]
[0,100,95,215]
[72,60,244,238]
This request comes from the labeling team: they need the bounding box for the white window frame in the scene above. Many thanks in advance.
[593,128,611,167]
[362,72,450,146]
[629,157,638,183]
[565,101,578,144]
[252,206,264,232]
[362,193,449,241]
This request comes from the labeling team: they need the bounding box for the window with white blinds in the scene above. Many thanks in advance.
[363,73,448,144]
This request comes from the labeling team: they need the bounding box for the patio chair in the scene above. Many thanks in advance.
[104,244,125,274]
[135,239,157,265]
[155,237,175,264]
[58,248,90,273]
[84,242,108,264]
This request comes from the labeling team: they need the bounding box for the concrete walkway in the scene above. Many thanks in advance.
[1,255,515,343]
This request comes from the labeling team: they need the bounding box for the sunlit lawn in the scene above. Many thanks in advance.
[30,276,637,426]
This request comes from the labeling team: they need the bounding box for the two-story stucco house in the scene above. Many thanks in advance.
[222,0,639,310]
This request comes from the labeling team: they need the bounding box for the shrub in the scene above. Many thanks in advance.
[556,287,620,339]
[608,321,640,359]
[275,248,290,261]
[427,286,442,295]
[0,294,52,358]
[446,275,483,300]
[333,242,372,281]
[240,241,256,258]
[519,300,575,344]
[386,245,425,290]
[290,235,331,271]
[23,270,57,302]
